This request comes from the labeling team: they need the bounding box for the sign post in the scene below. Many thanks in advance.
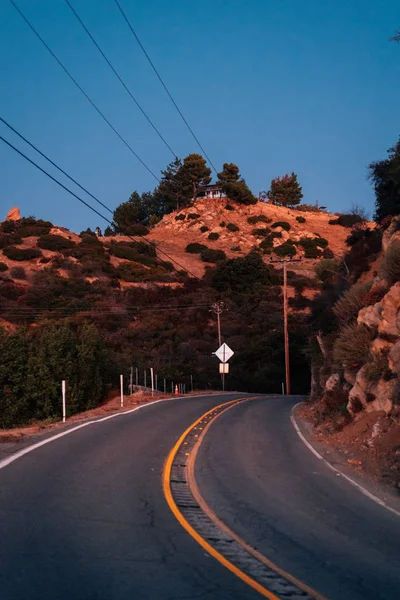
[120,374,124,408]
[213,343,234,391]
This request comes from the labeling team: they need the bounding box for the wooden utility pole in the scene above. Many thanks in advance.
[270,257,302,396]
[210,301,225,389]
[283,263,290,395]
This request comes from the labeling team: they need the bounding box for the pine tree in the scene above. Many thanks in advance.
[179,153,212,202]
[267,173,303,207]
[370,138,400,221]
[217,163,257,205]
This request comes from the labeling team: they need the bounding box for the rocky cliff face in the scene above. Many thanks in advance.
[313,217,400,420]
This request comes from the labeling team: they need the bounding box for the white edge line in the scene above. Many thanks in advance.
[290,402,400,519]
[0,394,226,472]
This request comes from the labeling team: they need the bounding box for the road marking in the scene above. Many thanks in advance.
[0,394,228,473]
[163,398,327,600]
[291,403,400,519]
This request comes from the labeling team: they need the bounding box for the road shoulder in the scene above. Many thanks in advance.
[291,402,400,517]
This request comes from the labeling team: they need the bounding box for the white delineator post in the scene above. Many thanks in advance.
[62,380,66,423]
[120,374,124,408]
[150,367,154,396]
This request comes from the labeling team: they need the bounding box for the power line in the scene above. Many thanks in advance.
[9,0,159,182]
[113,0,218,174]
[64,0,177,159]
[1,116,113,216]
[0,133,199,277]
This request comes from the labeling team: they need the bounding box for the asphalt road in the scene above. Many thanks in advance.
[0,393,261,600]
[0,394,399,600]
[196,396,400,600]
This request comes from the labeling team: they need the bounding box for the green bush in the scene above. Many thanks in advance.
[333,282,372,325]
[304,247,322,258]
[329,214,362,227]
[231,245,241,252]
[208,232,220,241]
[186,243,207,254]
[38,234,76,251]
[252,227,271,237]
[10,266,26,280]
[0,261,8,272]
[118,261,148,281]
[275,241,297,257]
[220,221,226,227]
[0,220,16,233]
[226,223,239,232]
[323,247,334,259]
[0,233,22,248]
[3,246,42,261]
[382,240,400,284]
[175,214,185,221]
[271,231,282,238]
[225,204,234,211]
[247,215,272,225]
[188,213,200,220]
[315,259,340,282]
[333,324,374,370]
[259,236,274,254]
[298,237,328,250]
[200,225,209,233]
[200,248,226,263]
[296,216,306,223]
[271,221,291,231]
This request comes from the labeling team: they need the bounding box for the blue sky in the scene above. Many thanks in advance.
[1,0,399,232]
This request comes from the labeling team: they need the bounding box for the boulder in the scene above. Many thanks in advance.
[6,207,20,221]
[358,302,381,329]
[325,373,341,392]
[377,283,400,337]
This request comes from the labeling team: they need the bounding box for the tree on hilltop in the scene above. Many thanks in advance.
[113,191,160,234]
[266,173,303,207]
[370,137,400,221]
[217,162,257,205]
[179,153,211,203]
[154,157,184,212]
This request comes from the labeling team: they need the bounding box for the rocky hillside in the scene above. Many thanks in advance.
[307,217,400,490]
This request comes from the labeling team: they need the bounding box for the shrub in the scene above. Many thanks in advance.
[323,247,334,259]
[304,247,322,258]
[220,221,226,227]
[126,223,149,236]
[225,204,234,211]
[0,261,8,272]
[208,232,220,241]
[188,213,200,220]
[382,240,400,284]
[200,248,226,263]
[298,237,328,250]
[0,220,16,233]
[259,236,274,254]
[3,246,42,261]
[333,282,372,325]
[296,203,324,213]
[329,214,362,227]
[315,259,340,283]
[175,214,185,221]
[271,231,282,239]
[364,352,389,382]
[0,233,22,248]
[79,228,96,237]
[296,216,306,223]
[186,243,207,254]
[118,261,148,282]
[271,221,291,231]
[252,227,271,237]
[274,241,297,257]
[10,266,26,280]
[247,215,272,225]
[226,223,239,232]
[38,234,76,251]
[231,245,241,252]
[333,324,374,370]
[200,225,209,233]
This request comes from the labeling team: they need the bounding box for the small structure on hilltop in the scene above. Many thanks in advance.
[197,183,226,199]
[6,206,21,221]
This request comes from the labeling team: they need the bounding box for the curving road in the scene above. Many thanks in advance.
[0,394,399,599]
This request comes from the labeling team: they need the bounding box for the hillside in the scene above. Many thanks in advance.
[304,216,400,491]
[0,198,371,431]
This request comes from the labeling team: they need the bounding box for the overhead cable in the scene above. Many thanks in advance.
[9,0,159,182]
[113,0,218,174]
[64,0,177,158]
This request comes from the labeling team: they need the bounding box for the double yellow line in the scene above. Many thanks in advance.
[163,398,327,600]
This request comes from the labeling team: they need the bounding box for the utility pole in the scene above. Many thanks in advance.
[210,301,226,389]
[269,257,301,396]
